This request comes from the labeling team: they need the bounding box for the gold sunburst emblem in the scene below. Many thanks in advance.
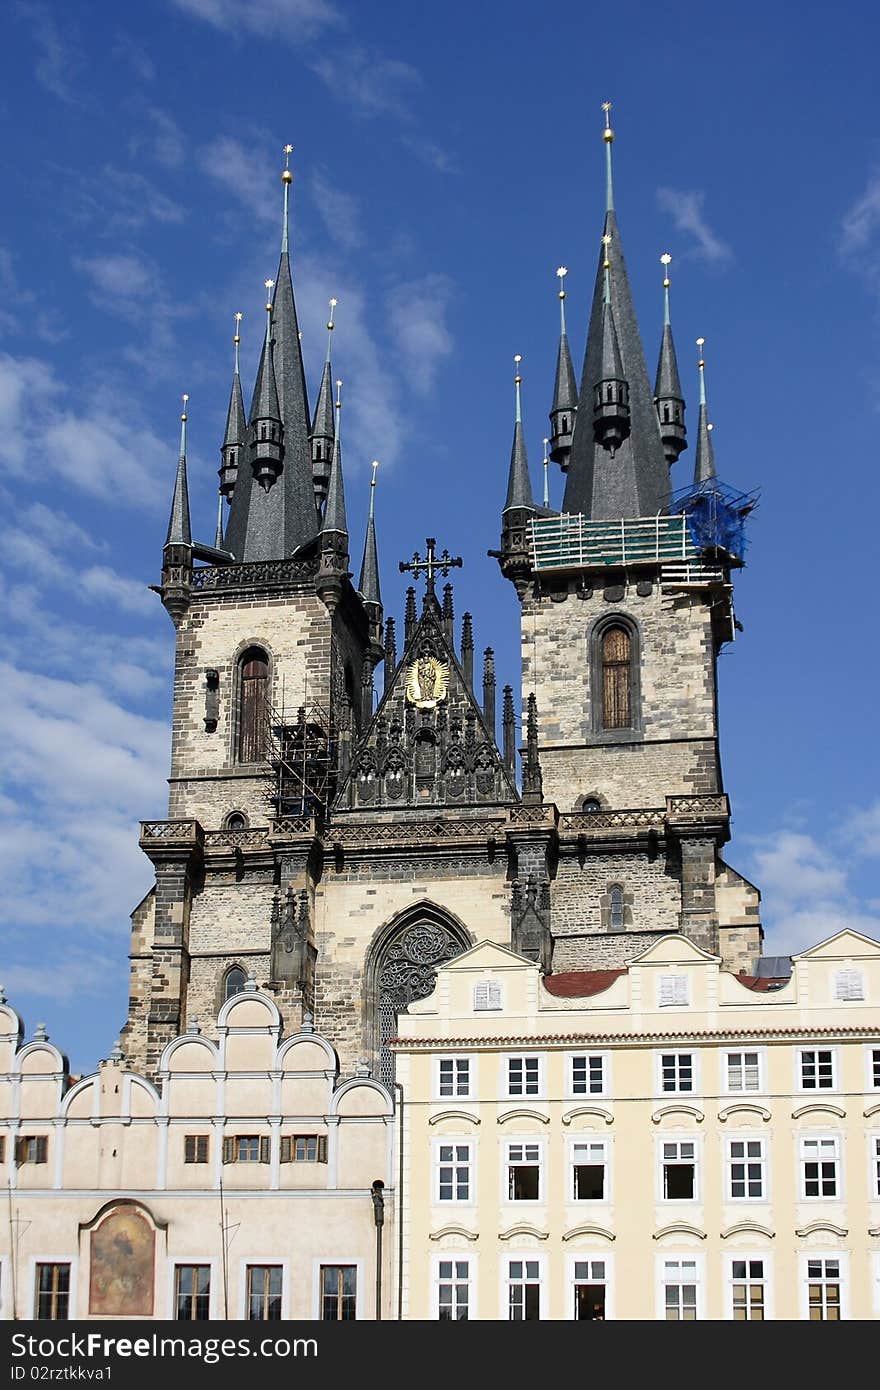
[405,655,449,709]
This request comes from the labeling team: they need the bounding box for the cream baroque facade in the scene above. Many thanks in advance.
[0,984,393,1321]
[394,930,880,1320]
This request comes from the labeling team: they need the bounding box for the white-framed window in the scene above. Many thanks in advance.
[871,1135,880,1200]
[473,980,501,1011]
[658,1050,696,1095]
[505,1257,542,1320]
[800,1135,841,1199]
[505,1141,542,1202]
[434,1256,473,1320]
[435,1142,472,1203]
[570,1139,609,1202]
[505,1054,543,1099]
[726,1137,766,1201]
[658,974,688,1007]
[834,968,864,1001]
[724,1049,763,1094]
[568,1052,609,1098]
[798,1048,837,1091]
[660,1138,698,1201]
[658,1257,702,1320]
[436,1056,472,1099]
[867,1046,880,1090]
[802,1256,844,1320]
[726,1255,768,1320]
[571,1257,609,1321]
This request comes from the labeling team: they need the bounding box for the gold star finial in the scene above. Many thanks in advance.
[335,378,342,410]
[661,251,672,289]
[556,265,568,300]
[233,310,242,344]
[328,297,337,331]
[602,100,614,142]
[282,144,294,184]
[602,232,612,270]
[371,460,379,485]
[181,392,189,420]
[514,352,522,383]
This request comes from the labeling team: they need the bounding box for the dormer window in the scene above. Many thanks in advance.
[474,980,502,1012]
[834,969,864,1001]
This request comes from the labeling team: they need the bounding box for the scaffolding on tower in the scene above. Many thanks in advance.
[265,698,337,824]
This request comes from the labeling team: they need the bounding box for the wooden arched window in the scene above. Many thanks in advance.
[238,648,269,762]
[224,966,246,1001]
[601,626,631,729]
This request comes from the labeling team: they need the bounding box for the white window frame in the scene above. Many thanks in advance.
[725,1134,768,1202]
[502,1254,545,1321]
[658,1135,700,1203]
[724,1253,772,1320]
[433,1139,474,1205]
[433,1254,476,1320]
[797,1047,838,1093]
[435,1055,474,1100]
[799,1134,842,1201]
[503,1138,544,1204]
[569,1253,613,1321]
[28,1255,79,1322]
[166,1256,217,1321]
[310,1256,365,1322]
[722,1048,765,1095]
[656,1255,703,1320]
[799,1253,848,1320]
[658,974,689,1008]
[865,1045,880,1091]
[656,1049,698,1097]
[504,1053,544,1100]
[569,1137,611,1203]
[473,980,502,1012]
[238,1259,290,1321]
[567,1051,610,1099]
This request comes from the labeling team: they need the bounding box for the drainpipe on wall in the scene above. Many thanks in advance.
[371,1179,385,1320]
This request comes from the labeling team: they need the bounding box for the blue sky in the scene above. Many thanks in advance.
[2,0,879,1072]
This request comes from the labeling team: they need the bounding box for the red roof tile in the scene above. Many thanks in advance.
[542,969,626,998]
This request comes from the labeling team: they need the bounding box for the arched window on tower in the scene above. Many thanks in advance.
[609,884,625,931]
[238,648,269,763]
[224,965,247,1001]
[601,626,631,730]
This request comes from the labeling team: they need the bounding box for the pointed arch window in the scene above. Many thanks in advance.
[238,648,269,763]
[224,966,247,1001]
[601,626,631,729]
[609,885,625,930]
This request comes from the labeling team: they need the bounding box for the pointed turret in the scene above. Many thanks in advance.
[563,104,670,520]
[504,355,535,511]
[461,613,474,690]
[592,236,631,456]
[358,460,382,610]
[310,298,337,510]
[248,280,284,492]
[693,337,717,484]
[521,693,544,805]
[316,379,349,615]
[219,313,247,500]
[161,394,193,626]
[549,267,578,469]
[224,146,320,562]
[654,254,687,466]
[165,394,192,546]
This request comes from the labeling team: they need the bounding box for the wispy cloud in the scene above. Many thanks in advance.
[311,48,422,120]
[63,164,187,234]
[112,31,157,83]
[198,135,278,225]
[841,169,880,253]
[387,273,455,397]
[16,0,83,104]
[168,0,341,42]
[136,106,187,170]
[311,169,362,251]
[657,187,732,264]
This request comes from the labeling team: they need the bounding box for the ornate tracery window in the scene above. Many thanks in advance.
[370,911,470,1088]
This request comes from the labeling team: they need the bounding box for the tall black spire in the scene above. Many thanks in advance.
[504,355,535,511]
[310,298,337,511]
[563,105,670,520]
[549,266,578,469]
[224,145,320,562]
[219,312,247,501]
[165,394,192,546]
[248,279,285,492]
[592,235,631,456]
[358,460,382,610]
[316,379,349,614]
[693,337,717,484]
[654,254,687,466]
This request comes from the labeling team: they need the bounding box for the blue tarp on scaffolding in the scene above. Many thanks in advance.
[671,479,758,562]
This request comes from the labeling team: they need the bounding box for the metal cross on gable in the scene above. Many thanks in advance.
[398,537,462,595]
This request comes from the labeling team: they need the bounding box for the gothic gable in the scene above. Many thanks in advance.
[337,597,517,811]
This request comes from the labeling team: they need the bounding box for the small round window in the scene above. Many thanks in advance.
[225,812,248,831]
[582,797,602,813]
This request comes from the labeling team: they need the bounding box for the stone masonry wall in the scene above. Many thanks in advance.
[551,851,681,937]
[521,577,719,812]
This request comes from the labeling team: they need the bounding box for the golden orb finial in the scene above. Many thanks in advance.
[282,143,294,184]
[602,100,614,142]
[556,265,568,300]
[661,251,672,289]
[181,391,189,421]
[233,310,242,344]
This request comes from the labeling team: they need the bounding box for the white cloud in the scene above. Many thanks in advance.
[169,0,340,42]
[79,565,156,616]
[311,48,421,120]
[75,253,160,300]
[16,0,82,104]
[840,799,880,859]
[198,136,278,225]
[311,169,362,251]
[143,107,187,169]
[387,273,455,397]
[657,187,732,264]
[0,351,173,508]
[841,170,880,253]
